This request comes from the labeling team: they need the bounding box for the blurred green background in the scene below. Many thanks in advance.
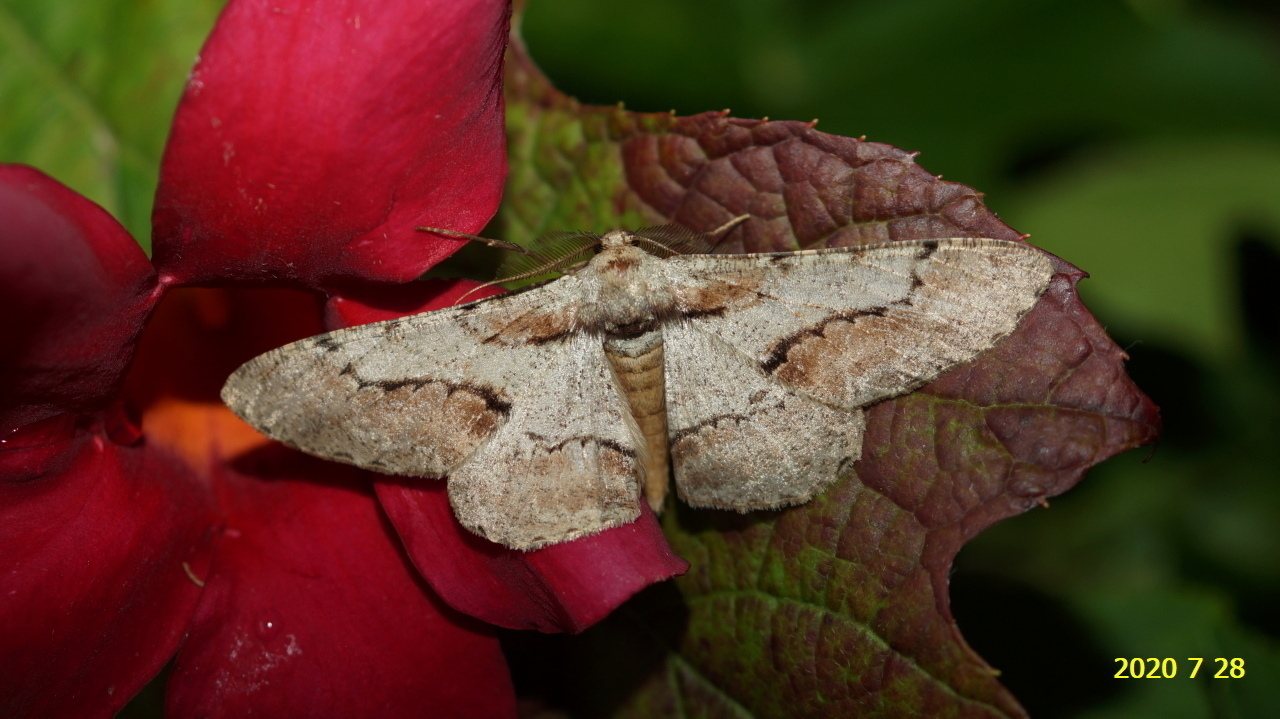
[3,0,1278,715]
[518,0,1280,716]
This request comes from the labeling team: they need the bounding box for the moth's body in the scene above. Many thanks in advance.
[573,231,729,511]
[223,227,1055,550]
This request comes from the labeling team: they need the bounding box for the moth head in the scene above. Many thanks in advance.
[427,216,749,303]
[484,224,698,285]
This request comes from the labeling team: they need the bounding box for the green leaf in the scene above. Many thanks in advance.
[519,0,1280,200]
[1003,139,1280,364]
[0,0,223,248]
[1071,587,1280,719]
[501,10,1160,717]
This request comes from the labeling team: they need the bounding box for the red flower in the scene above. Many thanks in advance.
[0,1,686,716]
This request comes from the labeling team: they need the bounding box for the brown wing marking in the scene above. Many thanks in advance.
[663,323,864,510]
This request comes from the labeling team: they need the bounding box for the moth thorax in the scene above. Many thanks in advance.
[580,246,677,334]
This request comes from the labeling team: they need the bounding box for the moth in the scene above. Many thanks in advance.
[222,218,1054,550]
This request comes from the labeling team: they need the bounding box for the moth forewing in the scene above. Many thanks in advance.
[221,230,1054,551]
[664,238,1056,411]
[662,322,866,510]
[219,291,555,481]
[656,237,1053,511]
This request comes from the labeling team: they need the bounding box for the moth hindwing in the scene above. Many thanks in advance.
[222,230,1054,550]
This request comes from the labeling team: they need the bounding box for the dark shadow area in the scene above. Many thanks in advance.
[1235,584,1280,642]
[1000,126,1124,184]
[1106,335,1215,452]
[419,212,512,282]
[1237,228,1280,362]
[669,494,783,536]
[1181,536,1280,641]
[950,571,1121,719]
[223,441,374,491]
[1206,0,1280,26]
[1143,228,1280,642]
[420,230,507,281]
[114,660,172,719]
[501,581,689,719]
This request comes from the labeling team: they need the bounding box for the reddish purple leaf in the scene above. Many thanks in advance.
[152,0,511,289]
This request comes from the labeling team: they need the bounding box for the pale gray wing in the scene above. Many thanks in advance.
[221,276,588,477]
[447,333,645,550]
[663,322,864,510]
[662,238,1053,409]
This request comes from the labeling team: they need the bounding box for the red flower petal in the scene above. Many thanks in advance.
[152,0,511,289]
[0,165,158,434]
[118,287,512,712]
[167,455,514,718]
[378,483,688,633]
[329,287,689,633]
[324,277,505,330]
[124,287,327,415]
[0,435,214,719]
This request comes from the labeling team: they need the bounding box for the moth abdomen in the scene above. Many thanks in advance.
[604,331,670,511]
